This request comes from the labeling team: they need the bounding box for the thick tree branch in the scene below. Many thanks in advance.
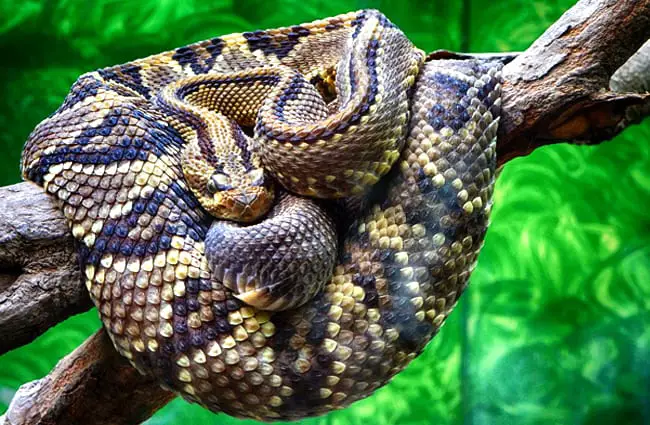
[0,183,90,355]
[497,0,650,164]
[0,330,174,425]
[1,0,649,424]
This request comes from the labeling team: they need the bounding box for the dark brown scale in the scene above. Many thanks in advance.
[172,38,225,75]
[244,26,310,60]
[98,64,151,98]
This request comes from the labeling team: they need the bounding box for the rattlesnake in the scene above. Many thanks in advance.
[21,10,501,421]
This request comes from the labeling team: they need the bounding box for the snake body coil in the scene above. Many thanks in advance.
[21,10,501,421]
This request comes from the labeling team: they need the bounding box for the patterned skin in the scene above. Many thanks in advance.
[205,193,339,311]
[20,10,501,422]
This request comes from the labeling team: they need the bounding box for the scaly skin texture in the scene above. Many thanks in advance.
[20,10,501,421]
[206,193,339,311]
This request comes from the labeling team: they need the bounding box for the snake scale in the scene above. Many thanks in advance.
[20,10,502,421]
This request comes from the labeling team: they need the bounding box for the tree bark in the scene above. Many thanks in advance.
[0,183,90,355]
[1,330,174,425]
[1,0,649,424]
[497,0,650,163]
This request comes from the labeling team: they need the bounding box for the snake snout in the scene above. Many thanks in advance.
[223,186,274,223]
[233,191,259,206]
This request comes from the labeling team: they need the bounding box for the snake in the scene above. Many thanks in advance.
[20,9,502,422]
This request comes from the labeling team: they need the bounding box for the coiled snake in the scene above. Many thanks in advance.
[20,10,501,421]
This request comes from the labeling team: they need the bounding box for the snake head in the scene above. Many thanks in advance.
[205,169,275,223]
[180,120,276,223]
[183,155,275,223]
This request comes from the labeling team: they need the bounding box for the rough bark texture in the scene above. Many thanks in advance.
[0,0,649,424]
[497,0,650,164]
[0,182,90,355]
[0,330,174,425]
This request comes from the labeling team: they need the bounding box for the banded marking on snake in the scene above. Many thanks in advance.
[20,10,501,421]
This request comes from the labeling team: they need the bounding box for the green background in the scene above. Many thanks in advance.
[1,1,649,424]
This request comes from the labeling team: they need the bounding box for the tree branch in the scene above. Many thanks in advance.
[497,0,650,164]
[1,0,649,423]
[0,183,90,355]
[0,330,174,425]
[611,39,650,93]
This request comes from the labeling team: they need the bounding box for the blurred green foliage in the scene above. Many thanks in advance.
[1,1,649,424]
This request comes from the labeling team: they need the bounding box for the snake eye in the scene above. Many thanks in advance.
[248,169,265,186]
[207,173,232,194]
[206,178,218,194]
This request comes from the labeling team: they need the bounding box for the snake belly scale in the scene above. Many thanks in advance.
[20,9,502,421]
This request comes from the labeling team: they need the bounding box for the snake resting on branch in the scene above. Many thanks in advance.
[21,10,502,421]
